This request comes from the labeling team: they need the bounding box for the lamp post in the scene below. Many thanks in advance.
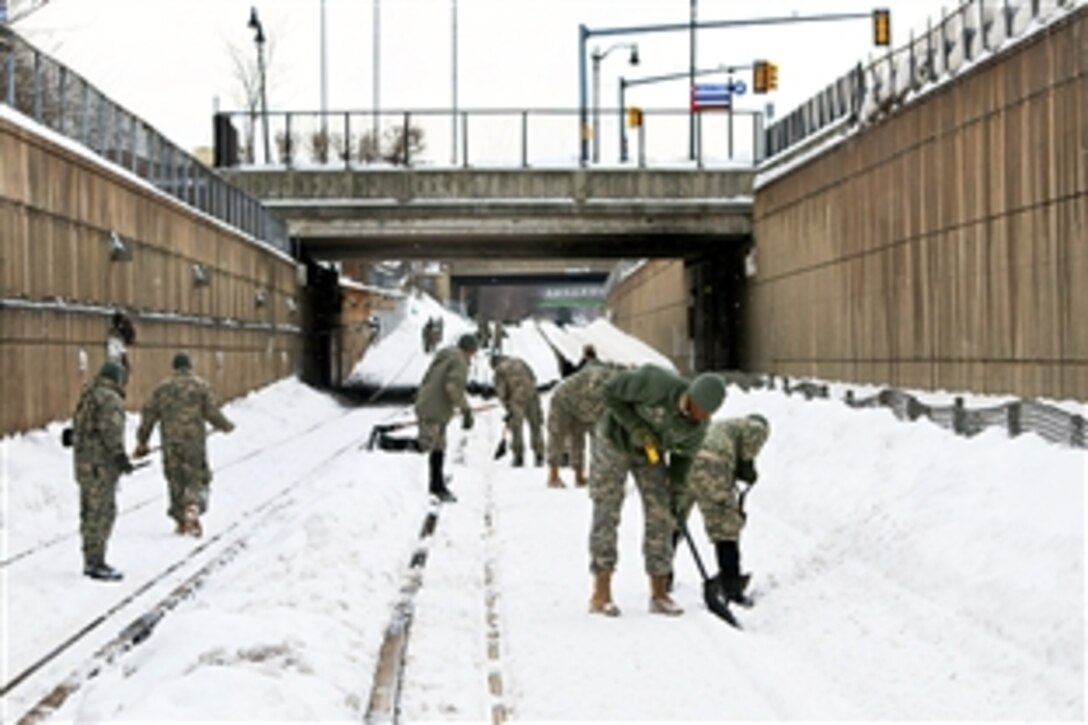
[247,7,271,164]
[591,42,638,164]
[320,0,328,139]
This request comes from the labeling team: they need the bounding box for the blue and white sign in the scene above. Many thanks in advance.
[691,83,732,111]
[729,79,748,96]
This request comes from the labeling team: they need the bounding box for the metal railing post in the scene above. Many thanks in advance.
[461,111,469,168]
[521,110,528,168]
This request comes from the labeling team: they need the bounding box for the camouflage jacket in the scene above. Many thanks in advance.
[683,417,770,538]
[136,370,233,465]
[493,356,538,408]
[414,345,471,423]
[599,364,711,489]
[550,363,617,425]
[72,376,127,478]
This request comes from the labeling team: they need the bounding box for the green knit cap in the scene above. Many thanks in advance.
[688,373,726,414]
[458,334,479,352]
[99,360,125,384]
[172,351,192,370]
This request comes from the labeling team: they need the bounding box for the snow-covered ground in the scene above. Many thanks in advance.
[1,294,1084,721]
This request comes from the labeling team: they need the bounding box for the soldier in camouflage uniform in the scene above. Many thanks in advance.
[133,352,235,537]
[675,414,770,605]
[588,365,725,617]
[414,334,478,502]
[492,354,544,468]
[72,360,134,581]
[545,362,617,488]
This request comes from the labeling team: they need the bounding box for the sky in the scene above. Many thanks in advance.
[1,289,1084,721]
[11,0,952,158]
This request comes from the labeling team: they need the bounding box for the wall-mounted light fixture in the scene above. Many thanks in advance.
[108,230,131,261]
[255,289,267,307]
[192,264,210,286]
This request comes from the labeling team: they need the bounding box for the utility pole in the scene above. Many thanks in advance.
[373,0,381,142]
[689,0,697,161]
[320,0,328,138]
[451,0,458,165]
[248,7,271,164]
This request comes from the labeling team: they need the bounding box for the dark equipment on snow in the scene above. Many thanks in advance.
[365,420,419,451]
[678,520,740,628]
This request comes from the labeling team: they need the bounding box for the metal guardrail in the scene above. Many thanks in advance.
[0,26,291,254]
[719,371,1086,449]
[764,0,1079,160]
[214,107,764,169]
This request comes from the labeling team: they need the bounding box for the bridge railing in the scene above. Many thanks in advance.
[214,107,764,170]
[764,0,1079,161]
[0,26,291,254]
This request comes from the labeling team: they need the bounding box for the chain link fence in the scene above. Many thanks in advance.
[0,26,291,254]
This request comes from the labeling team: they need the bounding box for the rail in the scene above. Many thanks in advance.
[213,106,764,170]
[763,0,1081,161]
[0,26,291,254]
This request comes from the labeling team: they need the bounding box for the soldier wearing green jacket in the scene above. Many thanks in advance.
[588,364,726,617]
[133,352,234,537]
[72,360,134,581]
[676,414,770,605]
[414,334,478,502]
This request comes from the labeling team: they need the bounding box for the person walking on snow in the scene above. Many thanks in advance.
[674,414,770,606]
[414,334,478,502]
[132,352,235,537]
[72,360,134,581]
[588,365,725,617]
[545,362,617,488]
[491,353,545,468]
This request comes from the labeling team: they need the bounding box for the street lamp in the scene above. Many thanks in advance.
[591,42,638,164]
[247,6,271,164]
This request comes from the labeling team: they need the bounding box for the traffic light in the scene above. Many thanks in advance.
[753,61,778,93]
[765,62,778,91]
[627,106,643,128]
[873,8,891,46]
[753,61,768,94]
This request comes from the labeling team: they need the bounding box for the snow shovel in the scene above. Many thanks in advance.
[365,419,418,451]
[678,520,740,628]
[493,414,511,460]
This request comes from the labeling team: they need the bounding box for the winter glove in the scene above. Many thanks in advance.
[115,452,135,475]
[735,458,758,484]
[132,442,150,459]
[461,408,475,430]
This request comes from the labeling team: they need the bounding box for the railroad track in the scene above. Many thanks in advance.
[1,407,382,720]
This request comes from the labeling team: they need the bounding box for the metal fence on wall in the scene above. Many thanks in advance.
[722,372,1086,449]
[764,0,1079,160]
[0,26,291,254]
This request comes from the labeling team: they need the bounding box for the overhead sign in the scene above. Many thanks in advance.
[691,83,731,111]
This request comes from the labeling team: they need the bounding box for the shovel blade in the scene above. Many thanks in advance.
[703,578,741,628]
[493,438,508,460]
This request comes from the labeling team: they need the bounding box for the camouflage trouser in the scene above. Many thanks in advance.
[506,397,544,461]
[77,465,119,567]
[417,418,449,453]
[676,475,745,543]
[546,403,593,471]
[164,447,213,519]
[588,434,677,576]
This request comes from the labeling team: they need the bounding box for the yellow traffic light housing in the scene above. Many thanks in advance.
[753,60,777,93]
[873,9,891,46]
[627,106,643,128]
[753,61,767,94]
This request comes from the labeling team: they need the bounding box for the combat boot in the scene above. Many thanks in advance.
[589,570,620,617]
[718,573,753,607]
[546,464,566,488]
[534,452,544,467]
[649,574,683,616]
[183,504,203,538]
[574,470,588,487]
[511,454,524,468]
[84,563,123,582]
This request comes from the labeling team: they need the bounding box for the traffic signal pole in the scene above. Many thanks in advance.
[578,10,875,166]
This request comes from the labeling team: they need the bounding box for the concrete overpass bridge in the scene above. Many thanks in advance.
[219,167,755,261]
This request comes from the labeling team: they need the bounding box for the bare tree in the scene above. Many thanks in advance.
[226,37,278,164]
